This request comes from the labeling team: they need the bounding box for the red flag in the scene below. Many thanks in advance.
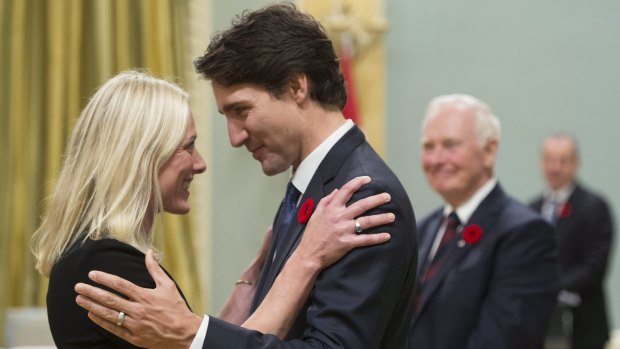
[340,40,360,125]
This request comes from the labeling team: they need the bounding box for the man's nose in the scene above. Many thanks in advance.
[227,119,249,148]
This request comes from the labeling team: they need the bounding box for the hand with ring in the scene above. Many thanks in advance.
[116,311,126,327]
[75,249,202,349]
[354,219,364,233]
[241,175,394,337]
[294,175,394,269]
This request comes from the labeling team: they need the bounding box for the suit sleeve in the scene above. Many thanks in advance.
[562,198,614,293]
[302,181,415,348]
[465,219,560,349]
[205,181,417,349]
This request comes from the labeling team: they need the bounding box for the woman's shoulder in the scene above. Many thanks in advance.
[47,238,153,348]
[52,238,155,289]
[67,237,142,255]
[51,237,188,305]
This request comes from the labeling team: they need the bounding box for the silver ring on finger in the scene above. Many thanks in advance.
[354,219,364,234]
[116,311,126,327]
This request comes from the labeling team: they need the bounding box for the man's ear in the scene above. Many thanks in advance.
[288,73,309,105]
[482,138,498,169]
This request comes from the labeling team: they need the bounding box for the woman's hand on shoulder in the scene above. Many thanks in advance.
[296,176,394,270]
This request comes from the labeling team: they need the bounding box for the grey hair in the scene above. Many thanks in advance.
[422,94,501,146]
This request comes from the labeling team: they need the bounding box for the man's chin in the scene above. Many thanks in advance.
[260,163,289,176]
[261,168,288,176]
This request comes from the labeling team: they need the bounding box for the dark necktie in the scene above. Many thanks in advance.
[250,181,301,312]
[273,181,301,256]
[416,212,460,308]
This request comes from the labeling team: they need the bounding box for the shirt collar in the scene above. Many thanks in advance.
[443,177,498,224]
[545,182,575,204]
[290,119,354,194]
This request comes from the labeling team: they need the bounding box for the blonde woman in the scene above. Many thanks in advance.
[32,71,393,348]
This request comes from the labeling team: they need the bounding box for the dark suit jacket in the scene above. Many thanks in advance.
[205,126,418,348]
[530,184,613,349]
[409,184,559,349]
[47,238,188,349]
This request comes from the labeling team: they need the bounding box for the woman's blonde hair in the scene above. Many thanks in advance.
[32,70,190,276]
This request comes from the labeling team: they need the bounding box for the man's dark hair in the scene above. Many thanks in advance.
[194,2,347,110]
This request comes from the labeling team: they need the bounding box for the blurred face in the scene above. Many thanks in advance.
[159,116,207,214]
[421,106,496,207]
[212,82,305,176]
[541,137,578,191]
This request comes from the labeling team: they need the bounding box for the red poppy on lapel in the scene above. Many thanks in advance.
[462,224,483,245]
[298,198,315,224]
[559,203,572,218]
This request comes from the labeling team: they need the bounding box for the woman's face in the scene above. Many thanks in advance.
[158,115,206,214]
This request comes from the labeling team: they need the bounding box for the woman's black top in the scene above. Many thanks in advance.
[47,238,188,348]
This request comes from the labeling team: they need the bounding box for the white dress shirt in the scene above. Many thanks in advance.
[428,178,497,261]
[541,183,575,223]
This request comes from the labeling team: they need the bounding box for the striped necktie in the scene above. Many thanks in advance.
[416,212,460,309]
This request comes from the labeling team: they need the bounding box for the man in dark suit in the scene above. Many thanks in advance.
[409,94,560,349]
[530,133,613,349]
[73,3,417,349]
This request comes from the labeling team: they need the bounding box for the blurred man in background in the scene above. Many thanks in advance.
[530,133,613,349]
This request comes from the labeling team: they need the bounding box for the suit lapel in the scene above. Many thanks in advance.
[416,185,506,319]
[259,126,366,296]
[416,210,444,277]
[555,184,581,228]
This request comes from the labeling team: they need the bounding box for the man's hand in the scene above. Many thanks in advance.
[75,250,202,349]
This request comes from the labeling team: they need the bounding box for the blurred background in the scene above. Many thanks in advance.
[1,0,619,347]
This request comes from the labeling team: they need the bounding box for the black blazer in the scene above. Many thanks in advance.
[410,184,560,349]
[47,238,188,348]
[205,126,418,348]
[530,184,613,348]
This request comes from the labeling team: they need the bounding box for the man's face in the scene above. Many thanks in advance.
[212,82,304,176]
[421,106,496,207]
[541,137,578,191]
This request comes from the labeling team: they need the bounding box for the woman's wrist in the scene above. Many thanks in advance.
[288,249,323,276]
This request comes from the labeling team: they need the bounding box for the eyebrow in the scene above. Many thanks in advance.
[220,101,246,114]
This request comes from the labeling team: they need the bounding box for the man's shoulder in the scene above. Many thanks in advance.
[344,141,404,187]
[417,208,443,229]
[501,192,546,223]
[573,184,610,208]
[528,194,544,209]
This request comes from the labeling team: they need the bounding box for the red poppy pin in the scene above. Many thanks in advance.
[461,224,483,245]
[298,198,315,224]
[559,203,572,218]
